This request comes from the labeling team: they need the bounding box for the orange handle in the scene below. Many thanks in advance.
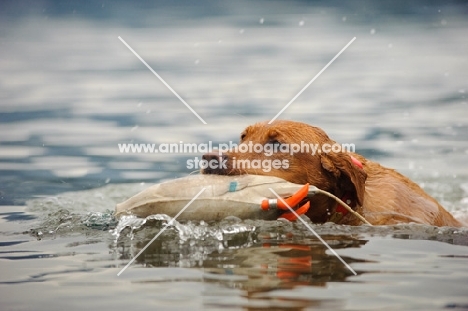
[277,183,309,209]
[278,201,310,221]
[261,183,310,211]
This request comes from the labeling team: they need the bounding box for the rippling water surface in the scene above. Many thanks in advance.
[1,1,468,310]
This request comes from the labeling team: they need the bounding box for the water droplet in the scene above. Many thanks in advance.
[146,109,151,114]
[441,19,447,26]
[239,29,245,34]
[137,102,142,107]
[299,20,305,26]
[342,16,347,22]
[458,89,465,93]
[105,178,110,184]
[370,28,376,35]
[259,18,264,24]
[195,59,200,65]
[131,125,139,132]
[388,43,393,48]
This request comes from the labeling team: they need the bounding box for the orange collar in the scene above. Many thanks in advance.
[336,192,356,216]
[328,192,356,223]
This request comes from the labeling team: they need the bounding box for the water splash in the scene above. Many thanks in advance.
[24,184,468,246]
[111,214,257,245]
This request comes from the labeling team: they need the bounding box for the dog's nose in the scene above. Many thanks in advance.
[201,151,228,174]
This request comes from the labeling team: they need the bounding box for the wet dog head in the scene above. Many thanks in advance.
[202,120,367,212]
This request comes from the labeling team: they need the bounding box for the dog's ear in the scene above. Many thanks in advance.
[321,153,367,206]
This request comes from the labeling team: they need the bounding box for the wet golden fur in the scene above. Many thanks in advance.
[202,120,463,227]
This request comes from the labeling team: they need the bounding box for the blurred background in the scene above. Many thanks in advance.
[1,0,467,209]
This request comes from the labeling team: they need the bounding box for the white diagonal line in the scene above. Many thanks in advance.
[118,36,207,125]
[268,188,357,275]
[269,37,356,124]
[117,187,206,276]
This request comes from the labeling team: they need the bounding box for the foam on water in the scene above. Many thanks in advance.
[24,183,468,246]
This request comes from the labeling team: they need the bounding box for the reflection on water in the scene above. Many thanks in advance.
[0,182,466,309]
[5,187,468,310]
[1,0,468,310]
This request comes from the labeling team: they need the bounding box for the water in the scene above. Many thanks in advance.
[1,1,468,310]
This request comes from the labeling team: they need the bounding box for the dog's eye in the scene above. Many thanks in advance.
[240,134,246,141]
[269,139,281,145]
